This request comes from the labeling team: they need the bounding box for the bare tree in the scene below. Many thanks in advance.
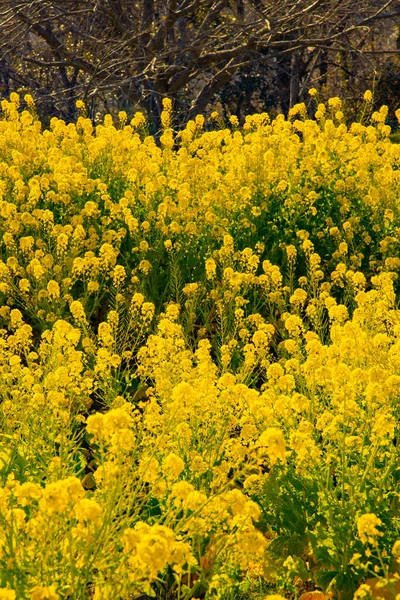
[0,0,398,127]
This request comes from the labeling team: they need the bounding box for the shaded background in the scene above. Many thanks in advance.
[0,0,399,130]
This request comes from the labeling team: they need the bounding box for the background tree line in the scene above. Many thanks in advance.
[0,0,399,131]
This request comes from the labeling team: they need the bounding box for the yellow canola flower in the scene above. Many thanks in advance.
[9,92,20,106]
[70,300,86,321]
[39,477,85,515]
[24,94,35,107]
[357,513,383,545]
[163,452,185,480]
[74,498,103,525]
[354,584,373,600]
[392,541,400,568]
[205,257,217,279]
[0,590,16,600]
[30,585,59,600]
[46,280,60,300]
[257,427,286,465]
[162,98,172,112]
[122,522,195,582]
[364,90,373,102]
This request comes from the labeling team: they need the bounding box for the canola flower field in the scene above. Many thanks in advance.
[0,92,400,600]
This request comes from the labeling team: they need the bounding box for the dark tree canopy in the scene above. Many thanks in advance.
[0,0,399,126]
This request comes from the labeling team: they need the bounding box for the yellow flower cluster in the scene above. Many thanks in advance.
[0,93,399,599]
[357,513,383,546]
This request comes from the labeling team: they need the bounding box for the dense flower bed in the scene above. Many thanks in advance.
[0,93,399,600]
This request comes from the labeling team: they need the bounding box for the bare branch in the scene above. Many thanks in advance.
[0,0,398,124]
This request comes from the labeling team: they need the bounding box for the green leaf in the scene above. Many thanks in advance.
[268,532,309,558]
[313,569,338,593]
